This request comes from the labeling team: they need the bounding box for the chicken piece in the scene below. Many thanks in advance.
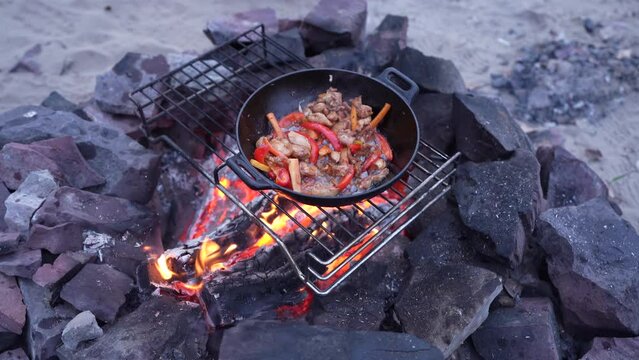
[332,120,350,132]
[269,137,293,157]
[357,168,389,190]
[290,143,310,160]
[264,154,287,169]
[326,111,339,122]
[318,88,343,108]
[310,102,327,114]
[322,162,351,177]
[337,131,355,145]
[300,162,321,177]
[329,151,341,163]
[307,112,333,126]
[288,131,310,149]
[302,179,339,197]
[357,116,372,128]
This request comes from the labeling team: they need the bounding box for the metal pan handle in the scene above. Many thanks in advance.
[377,67,419,103]
[219,154,274,190]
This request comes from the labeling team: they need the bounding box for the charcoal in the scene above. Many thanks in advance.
[300,0,367,55]
[471,298,561,360]
[580,337,639,359]
[307,47,361,70]
[4,170,59,233]
[454,150,542,266]
[0,348,28,360]
[67,297,208,360]
[363,15,408,73]
[392,47,466,93]
[81,100,144,141]
[219,320,444,360]
[204,8,278,45]
[41,91,90,121]
[537,198,639,336]
[394,264,502,358]
[0,274,25,335]
[0,184,8,231]
[0,106,160,203]
[537,145,608,208]
[412,93,455,153]
[0,249,41,278]
[0,233,20,256]
[0,328,18,353]
[19,279,78,360]
[61,311,103,350]
[452,93,532,162]
[32,252,86,289]
[60,264,133,323]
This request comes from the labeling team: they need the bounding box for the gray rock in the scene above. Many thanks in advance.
[0,348,28,360]
[67,297,208,360]
[19,278,78,360]
[32,252,86,288]
[580,337,639,360]
[363,15,409,73]
[204,8,278,45]
[0,106,160,203]
[300,0,367,55]
[27,223,84,255]
[537,145,608,208]
[395,264,502,358]
[0,184,8,231]
[81,100,144,141]
[41,91,90,121]
[61,311,103,350]
[60,264,133,322]
[219,320,444,360]
[0,233,20,256]
[454,150,542,266]
[307,47,360,70]
[4,170,58,233]
[538,198,639,336]
[412,93,455,153]
[0,249,41,278]
[452,93,532,162]
[0,327,18,353]
[471,298,561,360]
[0,137,105,190]
[9,44,42,74]
[0,274,25,335]
[268,28,306,62]
[393,47,466,93]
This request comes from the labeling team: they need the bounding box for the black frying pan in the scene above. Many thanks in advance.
[219,67,419,207]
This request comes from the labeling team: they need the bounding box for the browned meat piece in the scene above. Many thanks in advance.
[322,162,351,177]
[318,88,343,108]
[307,112,332,126]
[353,97,373,118]
[326,111,339,122]
[300,162,321,177]
[264,154,287,169]
[357,168,390,190]
[357,116,372,128]
[269,137,293,157]
[337,130,355,145]
[302,179,339,197]
[332,120,350,132]
[290,144,310,160]
[310,102,328,114]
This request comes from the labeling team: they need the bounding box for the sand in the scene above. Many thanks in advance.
[0,0,638,227]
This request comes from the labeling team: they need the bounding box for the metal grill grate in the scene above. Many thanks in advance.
[130,25,460,295]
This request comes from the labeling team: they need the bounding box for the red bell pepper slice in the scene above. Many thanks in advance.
[253,145,270,163]
[335,165,355,191]
[349,142,362,154]
[362,152,381,172]
[273,167,291,188]
[375,133,393,161]
[279,112,306,128]
[301,122,342,151]
[298,132,319,164]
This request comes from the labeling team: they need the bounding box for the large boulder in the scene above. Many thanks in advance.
[363,15,409,73]
[219,320,444,360]
[393,47,466,93]
[0,274,25,335]
[452,94,532,162]
[412,93,455,153]
[538,198,639,336]
[4,170,59,233]
[580,336,639,360]
[300,0,367,55]
[471,298,562,360]
[454,150,542,266]
[0,106,160,203]
[204,8,278,45]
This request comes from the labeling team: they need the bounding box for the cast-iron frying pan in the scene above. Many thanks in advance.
[219,67,420,207]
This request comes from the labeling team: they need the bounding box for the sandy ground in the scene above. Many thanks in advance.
[0,0,638,227]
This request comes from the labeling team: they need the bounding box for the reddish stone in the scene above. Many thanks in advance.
[0,249,41,278]
[0,274,25,335]
[32,253,83,288]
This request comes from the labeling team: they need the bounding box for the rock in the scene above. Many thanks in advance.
[0,249,41,278]
[0,274,25,335]
[0,327,18,353]
[580,337,639,359]
[300,0,367,55]
[60,264,133,322]
[278,18,301,32]
[204,8,278,45]
[395,264,502,358]
[0,348,28,360]
[0,233,20,256]
[471,298,561,360]
[537,146,608,208]
[490,74,510,89]
[0,184,8,231]
[412,93,455,153]
[9,42,69,76]
[454,150,542,266]
[32,252,86,288]
[61,311,103,350]
[452,93,532,162]
[219,320,444,360]
[41,91,90,121]
[583,18,599,34]
[363,15,409,73]
[27,223,84,255]
[81,100,144,141]
[0,137,106,190]
[19,279,78,360]
[4,170,59,233]
[538,198,639,336]
[68,297,208,360]
[393,47,466,93]
[448,341,483,360]
[9,44,42,74]
[307,47,361,70]
[267,28,306,62]
[0,106,160,203]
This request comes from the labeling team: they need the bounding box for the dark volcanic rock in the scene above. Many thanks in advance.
[393,47,466,93]
[4,170,58,233]
[41,91,90,121]
[452,93,532,162]
[537,145,608,208]
[454,150,542,266]
[32,252,86,288]
[0,106,160,203]
[60,264,133,322]
[538,198,639,336]
[0,233,20,256]
[0,348,28,360]
[395,264,502,358]
[205,7,278,45]
[300,0,367,55]
[307,47,360,70]
[268,28,306,62]
[0,328,18,353]
[0,249,41,278]
[412,93,455,153]
[19,279,78,360]
[219,320,444,360]
[68,297,208,360]
[81,100,144,141]
[471,297,561,360]
[0,184,8,231]
[0,274,25,335]
[363,15,408,73]
[580,336,639,359]
[0,137,105,190]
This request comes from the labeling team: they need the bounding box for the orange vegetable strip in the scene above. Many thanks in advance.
[350,104,358,131]
[369,103,391,128]
[288,158,302,192]
[266,112,284,138]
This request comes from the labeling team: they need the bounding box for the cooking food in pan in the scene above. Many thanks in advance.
[249,87,394,197]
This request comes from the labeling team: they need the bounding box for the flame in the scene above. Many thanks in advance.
[155,254,177,281]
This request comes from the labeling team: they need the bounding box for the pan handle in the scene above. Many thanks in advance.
[219,154,274,190]
[377,67,419,103]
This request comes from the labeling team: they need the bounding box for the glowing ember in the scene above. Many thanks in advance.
[276,287,314,320]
